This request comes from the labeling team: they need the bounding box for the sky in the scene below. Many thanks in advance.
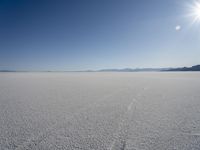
[0,0,200,71]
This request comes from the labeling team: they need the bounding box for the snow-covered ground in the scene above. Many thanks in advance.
[0,72,200,150]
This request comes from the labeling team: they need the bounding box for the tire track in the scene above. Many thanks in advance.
[109,98,138,150]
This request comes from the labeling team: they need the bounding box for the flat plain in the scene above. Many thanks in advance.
[0,72,200,150]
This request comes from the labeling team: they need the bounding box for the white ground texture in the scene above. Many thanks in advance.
[0,72,200,150]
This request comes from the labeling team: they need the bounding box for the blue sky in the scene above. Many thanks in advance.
[0,0,199,71]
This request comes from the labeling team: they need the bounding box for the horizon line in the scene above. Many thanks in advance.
[0,64,199,72]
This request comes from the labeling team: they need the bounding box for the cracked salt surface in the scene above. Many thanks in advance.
[0,72,200,150]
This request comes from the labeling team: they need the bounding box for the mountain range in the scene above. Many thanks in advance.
[166,65,200,71]
[0,65,200,72]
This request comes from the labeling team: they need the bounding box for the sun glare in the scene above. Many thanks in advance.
[188,0,200,24]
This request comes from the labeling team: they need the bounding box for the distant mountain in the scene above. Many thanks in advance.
[1,65,200,72]
[0,70,17,72]
[98,65,200,72]
[166,65,200,71]
[98,68,168,72]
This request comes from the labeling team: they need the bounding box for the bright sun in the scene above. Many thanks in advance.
[189,0,200,24]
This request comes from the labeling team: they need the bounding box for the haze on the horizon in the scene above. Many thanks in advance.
[0,0,200,71]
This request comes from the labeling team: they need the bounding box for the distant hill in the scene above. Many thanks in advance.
[99,65,200,72]
[98,68,168,72]
[0,70,17,72]
[1,65,200,72]
[166,65,200,71]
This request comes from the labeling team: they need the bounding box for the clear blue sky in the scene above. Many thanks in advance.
[0,0,199,71]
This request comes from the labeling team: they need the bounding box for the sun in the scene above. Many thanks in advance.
[188,0,200,24]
